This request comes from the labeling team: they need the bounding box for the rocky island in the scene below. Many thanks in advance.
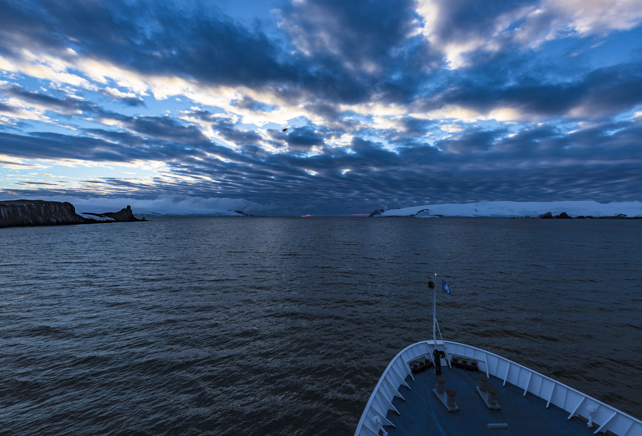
[0,200,143,229]
[81,205,143,222]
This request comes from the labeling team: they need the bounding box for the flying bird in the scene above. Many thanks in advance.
[282,127,288,132]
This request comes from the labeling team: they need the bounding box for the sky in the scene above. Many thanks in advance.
[1,0,642,216]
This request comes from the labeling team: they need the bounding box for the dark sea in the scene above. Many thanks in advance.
[1,217,641,435]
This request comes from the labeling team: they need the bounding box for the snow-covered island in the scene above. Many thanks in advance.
[370,201,642,218]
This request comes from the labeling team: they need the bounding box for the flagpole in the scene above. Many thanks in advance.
[433,273,437,344]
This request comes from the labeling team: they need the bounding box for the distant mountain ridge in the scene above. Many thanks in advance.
[371,201,642,218]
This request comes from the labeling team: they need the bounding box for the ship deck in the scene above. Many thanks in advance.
[386,365,599,435]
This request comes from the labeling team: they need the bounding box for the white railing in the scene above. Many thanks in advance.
[354,340,642,436]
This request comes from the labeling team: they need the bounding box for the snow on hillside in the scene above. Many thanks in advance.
[378,201,642,218]
[78,213,115,222]
[77,207,245,217]
[135,209,246,217]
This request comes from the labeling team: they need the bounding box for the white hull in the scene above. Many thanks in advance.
[355,340,642,436]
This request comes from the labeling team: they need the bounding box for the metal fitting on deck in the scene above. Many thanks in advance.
[479,375,488,393]
[436,376,445,394]
[487,387,498,407]
[446,389,457,409]
[586,405,595,428]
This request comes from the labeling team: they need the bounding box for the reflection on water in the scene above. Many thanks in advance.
[1,217,641,435]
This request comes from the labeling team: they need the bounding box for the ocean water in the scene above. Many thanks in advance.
[1,217,641,435]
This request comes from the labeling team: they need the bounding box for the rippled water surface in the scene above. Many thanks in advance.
[1,217,641,435]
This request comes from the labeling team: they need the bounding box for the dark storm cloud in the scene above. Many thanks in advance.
[211,116,264,145]
[83,128,147,147]
[123,116,210,145]
[218,127,263,146]
[0,0,295,86]
[0,159,36,166]
[277,0,441,104]
[345,137,399,165]
[0,102,16,113]
[15,181,59,186]
[179,108,265,145]
[2,0,642,214]
[0,86,225,146]
[0,0,438,106]
[302,102,343,122]
[231,96,274,113]
[0,124,225,163]
[458,119,642,171]
[120,97,146,107]
[417,0,620,69]
[98,89,146,107]
[0,84,100,115]
[397,117,438,136]
[279,0,423,68]
[182,109,221,122]
[435,129,506,155]
[0,0,638,119]
[489,124,560,154]
[423,62,642,120]
[4,115,642,214]
[281,126,325,150]
[0,131,139,162]
[428,0,533,48]
[3,0,635,119]
[521,120,642,161]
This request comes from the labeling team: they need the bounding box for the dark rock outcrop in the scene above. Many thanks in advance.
[597,214,636,219]
[83,205,142,222]
[538,211,638,220]
[0,200,87,228]
[540,211,574,219]
[1,200,145,228]
[231,210,252,217]
[369,208,386,217]
[410,209,428,217]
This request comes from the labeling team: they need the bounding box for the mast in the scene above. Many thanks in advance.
[433,272,437,344]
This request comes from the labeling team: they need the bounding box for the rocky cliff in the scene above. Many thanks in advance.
[0,200,144,228]
[0,200,87,228]
[82,205,143,222]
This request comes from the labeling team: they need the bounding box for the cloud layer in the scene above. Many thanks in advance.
[1,0,642,215]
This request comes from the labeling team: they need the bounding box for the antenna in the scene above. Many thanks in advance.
[430,273,437,343]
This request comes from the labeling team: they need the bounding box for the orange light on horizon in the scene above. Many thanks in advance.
[301,214,313,217]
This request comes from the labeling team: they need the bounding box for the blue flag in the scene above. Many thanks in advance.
[442,280,451,294]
